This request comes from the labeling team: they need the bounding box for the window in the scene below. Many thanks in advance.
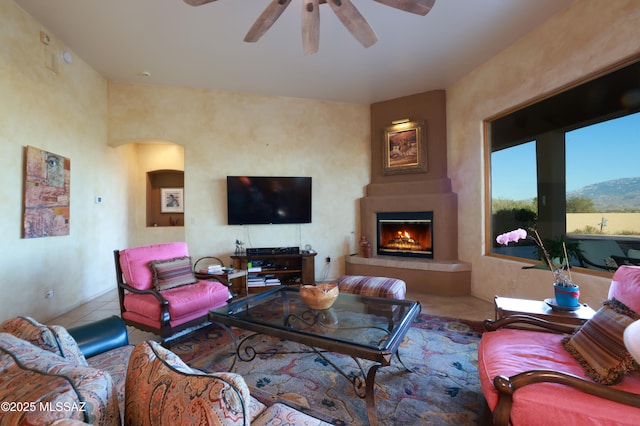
[488,60,640,274]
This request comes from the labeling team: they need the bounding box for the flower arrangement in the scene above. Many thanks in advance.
[496,228,577,288]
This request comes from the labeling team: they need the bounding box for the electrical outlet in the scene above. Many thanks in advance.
[45,290,54,299]
[325,256,331,263]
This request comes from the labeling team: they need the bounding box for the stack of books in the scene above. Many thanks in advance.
[198,264,223,275]
[247,274,266,287]
[264,274,281,286]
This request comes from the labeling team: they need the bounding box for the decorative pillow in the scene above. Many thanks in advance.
[562,298,640,385]
[125,341,250,425]
[149,256,197,291]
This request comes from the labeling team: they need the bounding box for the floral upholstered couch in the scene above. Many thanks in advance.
[0,316,132,425]
[125,340,332,425]
[0,315,331,425]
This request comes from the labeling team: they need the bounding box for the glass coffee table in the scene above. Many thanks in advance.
[209,286,421,426]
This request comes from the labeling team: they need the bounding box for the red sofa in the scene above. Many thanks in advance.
[478,265,640,425]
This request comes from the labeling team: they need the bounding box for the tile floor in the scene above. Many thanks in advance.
[49,288,496,345]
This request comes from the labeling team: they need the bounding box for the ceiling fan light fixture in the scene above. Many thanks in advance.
[185,0,435,54]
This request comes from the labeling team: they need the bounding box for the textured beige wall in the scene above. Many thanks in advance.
[448,0,640,308]
[0,0,368,323]
[0,0,133,321]
[107,82,371,278]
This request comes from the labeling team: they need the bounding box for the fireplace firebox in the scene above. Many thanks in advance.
[376,212,433,258]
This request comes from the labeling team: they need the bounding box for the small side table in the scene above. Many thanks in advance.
[195,269,248,299]
[494,295,596,326]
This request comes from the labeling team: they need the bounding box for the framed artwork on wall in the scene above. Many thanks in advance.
[383,120,427,175]
[23,146,71,238]
[161,187,184,213]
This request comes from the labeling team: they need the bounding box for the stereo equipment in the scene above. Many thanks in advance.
[246,247,300,256]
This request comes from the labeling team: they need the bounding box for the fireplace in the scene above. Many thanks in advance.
[376,211,433,258]
[347,91,470,295]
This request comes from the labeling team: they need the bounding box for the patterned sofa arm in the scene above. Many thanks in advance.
[0,316,88,366]
[125,340,251,425]
[0,333,120,425]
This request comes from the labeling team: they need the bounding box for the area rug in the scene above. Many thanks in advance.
[171,314,484,425]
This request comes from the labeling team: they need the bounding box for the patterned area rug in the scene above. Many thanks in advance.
[171,314,484,425]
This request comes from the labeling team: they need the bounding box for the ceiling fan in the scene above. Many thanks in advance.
[183,0,436,55]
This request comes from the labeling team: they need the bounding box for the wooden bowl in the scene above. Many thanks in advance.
[299,283,339,310]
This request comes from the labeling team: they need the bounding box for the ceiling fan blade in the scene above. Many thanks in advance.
[302,0,320,55]
[182,0,218,6]
[373,0,436,16]
[326,0,377,48]
[244,0,293,43]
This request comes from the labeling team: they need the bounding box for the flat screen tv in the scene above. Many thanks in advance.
[226,176,312,225]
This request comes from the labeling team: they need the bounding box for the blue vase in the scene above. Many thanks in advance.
[554,284,580,307]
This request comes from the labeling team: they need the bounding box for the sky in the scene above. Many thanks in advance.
[491,112,640,200]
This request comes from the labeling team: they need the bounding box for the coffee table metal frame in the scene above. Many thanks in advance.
[209,286,421,426]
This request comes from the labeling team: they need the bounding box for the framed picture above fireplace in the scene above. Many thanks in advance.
[383,120,427,175]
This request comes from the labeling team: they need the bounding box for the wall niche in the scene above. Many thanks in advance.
[147,169,184,227]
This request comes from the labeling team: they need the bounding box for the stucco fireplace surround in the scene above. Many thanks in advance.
[346,179,471,296]
[345,90,471,296]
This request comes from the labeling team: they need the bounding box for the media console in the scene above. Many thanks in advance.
[231,252,316,296]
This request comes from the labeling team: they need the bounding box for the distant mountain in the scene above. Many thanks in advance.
[568,177,640,211]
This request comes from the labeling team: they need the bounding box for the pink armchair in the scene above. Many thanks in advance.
[478,265,640,425]
[114,242,229,346]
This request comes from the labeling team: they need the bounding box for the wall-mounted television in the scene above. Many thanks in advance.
[226,176,312,225]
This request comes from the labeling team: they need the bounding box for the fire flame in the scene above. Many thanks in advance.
[397,230,412,239]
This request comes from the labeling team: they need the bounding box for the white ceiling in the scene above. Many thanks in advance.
[15,0,574,104]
